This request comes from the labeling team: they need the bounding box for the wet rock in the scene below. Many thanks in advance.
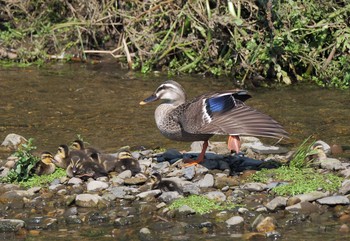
[87,180,109,192]
[285,201,319,214]
[316,195,350,205]
[339,180,350,195]
[197,174,214,188]
[48,184,65,192]
[331,144,343,155]
[88,212,110,224]
[225,216,244,226]
[265,196,287,211]
[0,219,25,233]
[340,169,350,178]
[294,191,329,202]
[240,182,267,192]
[339,224,350,233]
[1,133,27,150]
[183,166,195,180]
[256,217,276,233]
[205,191,226,202]
[136,190,161,199]
[139,227,154,241]
[114,216,136,227]
[75,194,101,207]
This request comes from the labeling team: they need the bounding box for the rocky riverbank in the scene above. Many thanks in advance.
[0,134,350,240]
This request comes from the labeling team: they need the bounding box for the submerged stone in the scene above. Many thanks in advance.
[0,219,25,232]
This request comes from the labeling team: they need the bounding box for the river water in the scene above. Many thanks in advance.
[0,63,350,240]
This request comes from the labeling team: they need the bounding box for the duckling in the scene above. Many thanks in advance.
[71,139,100,156]
[66,155,108,180]
[115,151,141,175]
[35,152,56,176]
[54,144,91,169]
[150,172,182,193]
[90,152,117,173]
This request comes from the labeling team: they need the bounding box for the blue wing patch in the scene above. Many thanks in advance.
[206,95,235,116]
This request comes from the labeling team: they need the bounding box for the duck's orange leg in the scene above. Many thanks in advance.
[228,135,241,154]
[183,140,208,167]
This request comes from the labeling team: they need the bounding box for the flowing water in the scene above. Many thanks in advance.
[0,63,350,240]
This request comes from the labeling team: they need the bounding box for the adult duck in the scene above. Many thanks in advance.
[140,80,288,165]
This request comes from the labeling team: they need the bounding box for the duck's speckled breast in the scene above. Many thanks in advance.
[154,104,213,142]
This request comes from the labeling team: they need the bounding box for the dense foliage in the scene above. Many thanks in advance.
[0,0,349,88]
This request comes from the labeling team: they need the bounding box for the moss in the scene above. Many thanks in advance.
[251,166,343,196]
[168,195,239,214]
[18,168,66,188]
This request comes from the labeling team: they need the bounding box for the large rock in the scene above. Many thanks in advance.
[75,194,101,207]
[265,196,287,211]
[316,195,350,205]
[240,182,267,192]
[225,216,244,227]
[0,219,25,232]
[294,191,329,202]
[1,134,27,150]
[197,174,214,188]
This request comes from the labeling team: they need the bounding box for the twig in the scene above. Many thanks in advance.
[122,36,133,69]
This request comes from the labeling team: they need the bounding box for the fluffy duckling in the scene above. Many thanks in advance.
[115,151,141,175]
[150,172,182,193]
[66,156,107,180]
[90,152,117,173]
[71,139,100,156]
[35,152,56,176]
[54,144,91,169]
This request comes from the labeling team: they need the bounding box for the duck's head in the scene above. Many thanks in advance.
[140,80,186,106]
[55,144,69,159]
[71,140,84,151]
[117,151,133,160]
[40,151,55,165]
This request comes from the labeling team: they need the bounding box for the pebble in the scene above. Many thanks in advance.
[265,196,287,211]
[68,177,83,185]
[87,180,109,192]
[75,194,101,207]
[339,180,350,195]
[225,216,244,226]
[205,191,226,202]
[240,182,267,192]
[197,174,214,188]
[183,166,195,180]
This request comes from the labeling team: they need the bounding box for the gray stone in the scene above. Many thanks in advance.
[75,194,101,207]
[319,158,344,171]
[190,141,205,153]
[294,191,329,202]
[0,219,25,232]
[240,182,267,192]
[108,187,127,199]
[68,177,83,185]
[1,133,27,150]
[205,191,226,202]
[136,190,162,199]
[153,161,170,173]
[183,166,195,180]
[87,180,109,192]
[197,174,214,188]
[178,205,196,214]
[158,191,182,203]
[339,180,350,195]
[316,195,350,205]
[117,170,132,179]
[265,196,287,211]
[285,201,320,214]
[182,183,201,195]
[225,216,244,226]
[340,169,350,178]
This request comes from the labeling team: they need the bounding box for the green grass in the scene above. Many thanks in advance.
[168,195,239,214]
[251,166,343,196]
[18,168,66,188]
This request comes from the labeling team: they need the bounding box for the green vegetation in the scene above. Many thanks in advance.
[2,138,39,183]
[19,168,66,188]
[251,166,343,196]
[250,137,343,196]
[0,0,349,88]
[1,138,66,187]
[169,195,239,214]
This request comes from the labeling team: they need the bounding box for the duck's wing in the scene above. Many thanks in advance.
[181,90,288,139]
